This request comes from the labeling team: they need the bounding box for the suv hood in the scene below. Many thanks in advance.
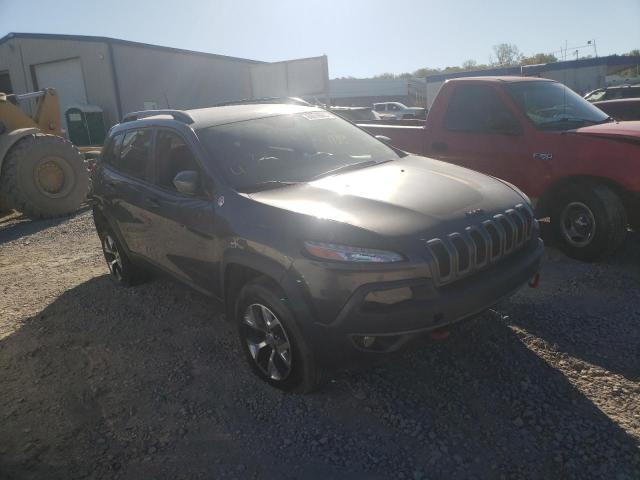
[570,121,640,142]
[247,156,526,237]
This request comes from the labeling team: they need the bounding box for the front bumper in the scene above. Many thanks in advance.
[297,238,543,366]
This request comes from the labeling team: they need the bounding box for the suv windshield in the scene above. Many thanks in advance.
[505,81,610,130]
[198,111,401,191]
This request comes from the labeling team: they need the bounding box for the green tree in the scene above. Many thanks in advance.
[521,53,558,65]
[462,59,478,70]
[491,43,524,66]
[372,72,397,79]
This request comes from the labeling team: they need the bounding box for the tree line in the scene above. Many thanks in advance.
[335,45,640,80]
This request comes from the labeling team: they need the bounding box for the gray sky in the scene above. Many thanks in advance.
[1,0,639,78]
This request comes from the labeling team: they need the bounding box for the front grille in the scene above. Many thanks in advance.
[425,203,535,286]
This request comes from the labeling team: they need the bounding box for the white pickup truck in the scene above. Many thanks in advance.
[373,102,426,120]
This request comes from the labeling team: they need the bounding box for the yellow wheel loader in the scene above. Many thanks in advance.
[0,88,89,218]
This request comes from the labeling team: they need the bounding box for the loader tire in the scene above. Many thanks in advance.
[0,134,89,219]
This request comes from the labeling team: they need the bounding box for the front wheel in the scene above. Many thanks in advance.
[551,185,627,261]
[235,277,324,392]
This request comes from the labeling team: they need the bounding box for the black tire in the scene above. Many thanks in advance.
[96,221,149,287]
[0,134,89,219]
[235,277,324,393]
[551,184,627,261]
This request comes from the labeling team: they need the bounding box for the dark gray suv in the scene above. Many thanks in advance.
[91,103,543,392]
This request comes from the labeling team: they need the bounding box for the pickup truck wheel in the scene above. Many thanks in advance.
[98,225,150,286]
[236,278,324,393]
[551,185,627,261]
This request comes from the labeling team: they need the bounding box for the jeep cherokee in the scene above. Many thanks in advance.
[90,103,543,392]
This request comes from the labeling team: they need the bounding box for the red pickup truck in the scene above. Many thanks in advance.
[359,77,640,261]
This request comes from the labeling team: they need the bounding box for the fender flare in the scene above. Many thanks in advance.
[221,249,291,299]
[221,249,314,325]
[0,128,41,171]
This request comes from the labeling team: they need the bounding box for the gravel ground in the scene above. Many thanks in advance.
[0,210,639,480]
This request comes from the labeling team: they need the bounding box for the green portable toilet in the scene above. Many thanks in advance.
[65,105,106,146]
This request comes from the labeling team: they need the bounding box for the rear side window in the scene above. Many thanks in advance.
[102,133,123,165]
[444,85,516,133]
[623,87,640,99]
[117,129,153,180]
[374,104,386,112]
[605,89,623,100]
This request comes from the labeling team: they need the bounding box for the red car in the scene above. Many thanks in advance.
[594,98,640,121]
[359,77,640,260]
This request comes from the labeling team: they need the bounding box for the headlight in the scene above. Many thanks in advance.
[303,241,404,263]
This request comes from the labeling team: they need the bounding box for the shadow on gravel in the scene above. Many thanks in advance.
[506,231,640,380]
[0,205,92,245]
[1,274,639,479]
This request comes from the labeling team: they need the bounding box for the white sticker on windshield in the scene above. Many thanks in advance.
[302,111,335,121]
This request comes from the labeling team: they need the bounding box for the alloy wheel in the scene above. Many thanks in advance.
[241,303,292,381]
[102,234,123,281]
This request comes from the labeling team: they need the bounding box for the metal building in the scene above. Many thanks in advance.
[0,32,329,129]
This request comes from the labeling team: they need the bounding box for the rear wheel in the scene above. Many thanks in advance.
[97,223,149,286]
[551,185,627,261]
[235,277,324,392]
[0,134,89,219]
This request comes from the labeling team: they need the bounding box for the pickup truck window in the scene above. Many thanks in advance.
[444,85,517,133]
[199,111,401,191]
[505,81,609,130]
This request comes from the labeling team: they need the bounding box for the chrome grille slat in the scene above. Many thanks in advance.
[425,204,535,286]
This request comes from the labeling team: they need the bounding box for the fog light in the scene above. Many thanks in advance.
[362,336,376,348]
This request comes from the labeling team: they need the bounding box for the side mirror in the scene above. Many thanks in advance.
[487,112,521,135]
[375,135,392,144]
[173,170,199,195]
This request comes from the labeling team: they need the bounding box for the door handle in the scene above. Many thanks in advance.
[432,141,448,154]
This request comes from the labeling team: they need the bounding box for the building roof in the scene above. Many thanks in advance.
[0,32,264,64]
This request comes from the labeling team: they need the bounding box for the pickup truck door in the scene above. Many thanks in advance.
[143,128,221,295]
[428,84,527,187]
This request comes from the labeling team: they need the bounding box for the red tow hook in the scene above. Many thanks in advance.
[528,272,540,288]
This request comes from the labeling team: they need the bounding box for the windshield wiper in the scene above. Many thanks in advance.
[595,116,615,124]
[237,180,300,193]
[310,159,393,181]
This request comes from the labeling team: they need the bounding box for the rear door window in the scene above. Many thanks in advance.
[117,129,153,180]
[444,85,517,133]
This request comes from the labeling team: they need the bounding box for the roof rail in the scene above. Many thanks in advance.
[213,97,312,107]
[121,109,194,124]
